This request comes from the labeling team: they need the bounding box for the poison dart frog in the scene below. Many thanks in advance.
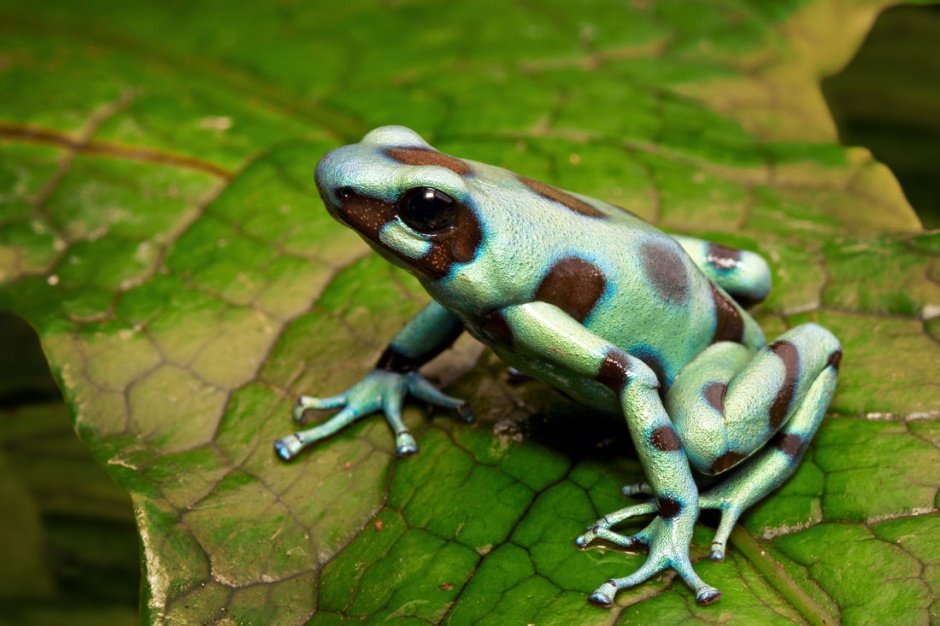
[276,126,842,607]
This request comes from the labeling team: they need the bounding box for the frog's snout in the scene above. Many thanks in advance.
[314,148,342,207]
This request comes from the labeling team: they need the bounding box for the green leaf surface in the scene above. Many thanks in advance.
[1,1,939,624]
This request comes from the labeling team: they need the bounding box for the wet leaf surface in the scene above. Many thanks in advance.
[1,1,938,623]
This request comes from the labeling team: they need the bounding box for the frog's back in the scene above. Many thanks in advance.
[436,159,764,393]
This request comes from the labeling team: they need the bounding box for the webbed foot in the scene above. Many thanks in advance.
[581,516,720,607]
[276,370,472,460]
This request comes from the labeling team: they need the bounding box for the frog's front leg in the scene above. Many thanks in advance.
[499,302,720,606]
[275,301,473,460]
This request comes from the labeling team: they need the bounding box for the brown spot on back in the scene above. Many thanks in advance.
[703,382,727,414]
[535,257,607,322]
[597,348,631,395]
[772,432,804,458]
[706,243,742,271]
[768,340,800,430]
[710,282,745,343]
[650,425,681,452]
[519,176,606,218]
[709,451,745,474]
[384,147,472,176]
[640,241,690,306]
[657,496,682,518]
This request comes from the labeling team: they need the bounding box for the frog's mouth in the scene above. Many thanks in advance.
[323,186,395,239]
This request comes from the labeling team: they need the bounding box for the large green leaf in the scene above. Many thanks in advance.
[1,1,938,623]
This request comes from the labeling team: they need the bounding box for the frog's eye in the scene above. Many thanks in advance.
[397,187,457,234]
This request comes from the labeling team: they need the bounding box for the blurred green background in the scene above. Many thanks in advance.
[822,4,940,229]
[0,3,937,623]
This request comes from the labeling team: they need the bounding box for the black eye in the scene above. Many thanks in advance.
[397,187,457,233]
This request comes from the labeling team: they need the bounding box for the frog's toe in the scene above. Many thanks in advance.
[577,522,650,550]
[587,581,618,608]
[583,502,658,536]
[293,393,347,423]
[456,401,476,423]
[505,367,531,384]
[395,432,419,456]
[621,482,652,497]
[696,586,722,605]
[710,542,726,561]
[697,496,741,563]
[274,433,304,461]
[576,518,614,548]
[575,527,599,548]
[407,375,475,424]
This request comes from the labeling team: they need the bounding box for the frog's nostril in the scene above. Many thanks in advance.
[337,186,354,200]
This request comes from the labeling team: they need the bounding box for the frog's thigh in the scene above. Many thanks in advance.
[667,323,841,475]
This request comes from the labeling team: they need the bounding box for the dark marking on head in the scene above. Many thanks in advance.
[768,340,800,430]
[710,282,745,344]
[375,346,423,373]
[519,176,606,218]
[709,450,745,474]
[657,496,682,519]
[481,311,514,347]
[650,425,681,452]
[328,187,483,280]
[443,215,483,265]
[325,187,394,241]
[384,147,472,176]
[596,348,631,395]
[640,241,690,306]
[535,257,607,322]
[772,432,804,459]
[827,349,843,372]
[703,382,727,415]
[706,243,742,271]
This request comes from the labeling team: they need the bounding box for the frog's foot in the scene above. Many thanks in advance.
[575,502,658,548]
[505,367,531,383]
[620,481,652,497]
[695,494,742,561]
[276,370,473,461]
[586,517,720,607]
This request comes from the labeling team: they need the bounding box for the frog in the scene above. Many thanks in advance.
[275,125,842,607]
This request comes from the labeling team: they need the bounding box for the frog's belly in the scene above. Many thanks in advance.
[489,344,622,416]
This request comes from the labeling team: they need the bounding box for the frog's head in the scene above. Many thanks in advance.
[315,126,483,281]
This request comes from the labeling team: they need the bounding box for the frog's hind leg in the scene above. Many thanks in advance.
[700,352,839,559]
[668,322,841,559]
